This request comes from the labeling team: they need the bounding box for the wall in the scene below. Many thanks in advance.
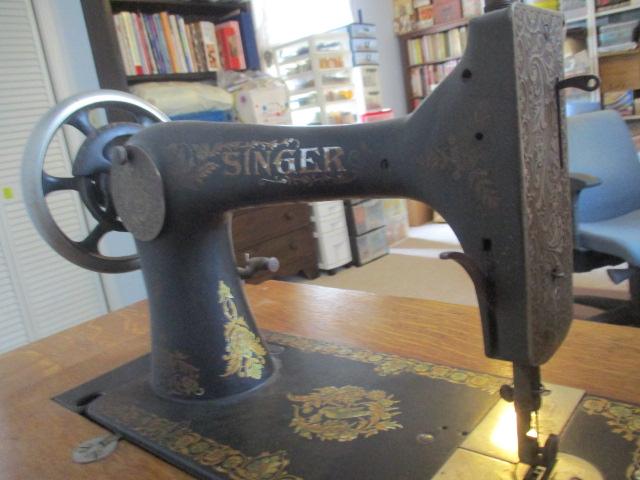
[350,0,408,116]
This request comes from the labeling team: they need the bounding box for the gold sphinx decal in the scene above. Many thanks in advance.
[287,386,402,442]
[218,281,267,379]
[167,139,348,187]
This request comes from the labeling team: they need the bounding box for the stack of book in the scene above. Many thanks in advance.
[603,90,635,116]
[410,59,460,100]
[406,25,467,65]
[597,20,639,54]
[596,0,632,11]
[113,10,260,76]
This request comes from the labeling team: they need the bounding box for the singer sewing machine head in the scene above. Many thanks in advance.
[22,3,601,478]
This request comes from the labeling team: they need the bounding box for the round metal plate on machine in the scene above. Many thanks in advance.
[549,453,604,480]
[111,145,166,242]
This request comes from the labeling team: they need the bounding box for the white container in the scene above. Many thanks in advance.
[311,201,352,270]
[315,229,353,270]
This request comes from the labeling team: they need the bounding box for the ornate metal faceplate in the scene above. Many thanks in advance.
[513,5,573,362]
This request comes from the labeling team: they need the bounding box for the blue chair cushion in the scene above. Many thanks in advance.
[577,208,640,266]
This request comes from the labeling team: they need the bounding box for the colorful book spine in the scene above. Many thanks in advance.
[230,11,260,70]
[200,21,222,72]
[215,20,246,70]
[113,13,134,75]
[159,12,179,73]
[152,14,172,73]
[133,12,155,74]
[143,14,165,74]
[168,15,187,73]
[177,16,194,72]
[121,12,143,75]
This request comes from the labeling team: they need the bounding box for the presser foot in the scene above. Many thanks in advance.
[501,364,559,479]
[521,434,558,480]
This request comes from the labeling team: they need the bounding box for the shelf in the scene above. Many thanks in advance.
[277,53,310,66]
[288,87,317,96]
[409,55,462,67]
[595,3,640,17]
[126,71,218,84]
[325,98,356,106]
[598,47,639,58]
[291,104,321,112]
[110,0,248,14]
[400,18,470,40]
[321,82,354,89]
[566,14,588,23]
[282,70,314,81]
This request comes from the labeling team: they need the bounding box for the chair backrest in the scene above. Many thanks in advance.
[568,110,640,223]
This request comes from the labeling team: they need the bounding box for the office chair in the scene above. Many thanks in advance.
[568,109,640,325]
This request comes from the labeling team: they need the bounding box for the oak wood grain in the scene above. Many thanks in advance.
[1,281,639,479]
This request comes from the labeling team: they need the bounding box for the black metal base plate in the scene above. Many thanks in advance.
[55,332,503,479]
[54,332,640,479]
[560,396,640,478]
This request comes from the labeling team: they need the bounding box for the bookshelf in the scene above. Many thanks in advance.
[563,0,640,108]
[80,0,253,92]
[398,18,469,112]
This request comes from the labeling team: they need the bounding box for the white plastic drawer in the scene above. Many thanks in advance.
[311,200,345,218]
[316,229,352,270]
[314,210,348,235]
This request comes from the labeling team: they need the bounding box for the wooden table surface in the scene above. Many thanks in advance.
[1,281,639,479]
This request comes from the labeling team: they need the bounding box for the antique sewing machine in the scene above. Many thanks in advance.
[22,1,627,479]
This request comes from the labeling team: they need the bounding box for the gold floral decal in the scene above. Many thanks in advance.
[100,403,301,480]
[158,350,204,397]
[581,396,640,479]
[264,332,504,395]
[218,281,267,379]
[287,385,402,442]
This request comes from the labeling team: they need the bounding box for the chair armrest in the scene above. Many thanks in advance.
[570,172,601,196]
[569,173,602,243]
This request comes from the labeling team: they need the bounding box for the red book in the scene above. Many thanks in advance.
[133,12,154,74]
[215,21,246,70]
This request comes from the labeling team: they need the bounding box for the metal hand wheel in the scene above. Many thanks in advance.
[22,90,169,273]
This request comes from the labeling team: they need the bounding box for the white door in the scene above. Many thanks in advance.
[0,0,108,353]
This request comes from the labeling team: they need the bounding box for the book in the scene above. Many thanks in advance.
[216,20,246,70]
[113,13,134,75]
[133,12,155,74]
[447,28,462,58]
[169,15,187,72]
[121,12,143,75]
[199,21,222,72]
[142,14,162,74]
[177,16,194,72]
[229,11,260,70]
[147,14,169,74]
[159,12,179,72]
[152,14,172,73]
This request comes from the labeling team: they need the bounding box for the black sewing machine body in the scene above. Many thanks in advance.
[113,4,571,398]
[24,4,623,479]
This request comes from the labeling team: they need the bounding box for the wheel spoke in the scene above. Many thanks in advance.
[77,222,110,253]
[42,173,79,195]
[67,109,96,136]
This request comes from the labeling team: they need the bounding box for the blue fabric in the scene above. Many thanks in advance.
[577,209,640,266]
[568,110,640,223]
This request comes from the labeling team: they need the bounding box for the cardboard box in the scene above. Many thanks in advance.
[433,0,462,24]
[600,50,640,93]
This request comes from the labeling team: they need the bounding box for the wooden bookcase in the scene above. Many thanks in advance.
[398,18,469,112]
[80,0,252,92]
